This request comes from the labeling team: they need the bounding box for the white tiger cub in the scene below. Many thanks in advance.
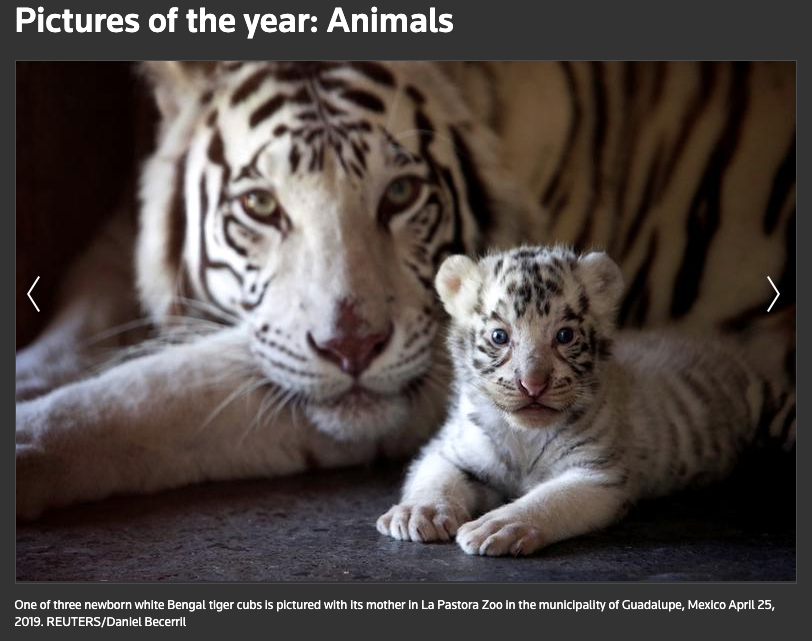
[377,245,765,556]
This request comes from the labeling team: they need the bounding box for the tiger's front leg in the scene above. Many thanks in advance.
[15,327,375,520]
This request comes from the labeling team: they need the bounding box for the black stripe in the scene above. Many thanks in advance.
[670,62,751,319]
[231,67,273,105]
[679,370,717,413]
[346,61,395,87]
[235,142,270,181]
[654,62,716,203]
[350,141,367,170]
[573,61,608,251]
[271,61,336,83]
[541,62,580,212]
[449,126,493,237]
[649,61,667,108]
[207,129,225,166]
[413,109,466,264]
[222,215,252,257]
[763,136,795,235]
[620,143,663,257]
[241,277,272,311]
[340,89,385,113]
[420,194,444,243]
[197,174,214,302]
[166,153,187,275]
[548,435,599,467]
[754,380,778,446]
[198,138,242,306]
[777,207,795,315]
[249,94,286,128]
[619,232,657,327]
[608,62,642,252]
[527,425,567,471]
[405,85,425,104]
[778,403,795,444]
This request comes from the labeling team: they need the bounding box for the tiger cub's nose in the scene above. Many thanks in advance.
[516,373,549,399]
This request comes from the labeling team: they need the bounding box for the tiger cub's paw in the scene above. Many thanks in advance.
[456,509,545,556]
[376,502,469,543]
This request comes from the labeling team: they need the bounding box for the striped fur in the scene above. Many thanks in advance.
[138,61,534,441]
[455,62,795,329]
[139,61,794,443]
[16,61,794,518]
[378,246,775,555]
[454,61,795,444]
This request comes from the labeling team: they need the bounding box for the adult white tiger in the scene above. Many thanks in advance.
[15,61,795,519]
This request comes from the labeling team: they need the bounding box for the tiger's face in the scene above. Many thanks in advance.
[436,246,623,430]
[138,62,533,440]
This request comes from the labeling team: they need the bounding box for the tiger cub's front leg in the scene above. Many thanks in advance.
[16,327,373,519]
[456,468,630,556]
[376,443,501,542]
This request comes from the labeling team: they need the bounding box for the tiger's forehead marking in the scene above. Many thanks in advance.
[483,247,583,321]
[208,61,420,179]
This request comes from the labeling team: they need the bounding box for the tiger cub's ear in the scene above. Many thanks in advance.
[577,252,624,320]
[139,61,218,120]
[435,255,483,320]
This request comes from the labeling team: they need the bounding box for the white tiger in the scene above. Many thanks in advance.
[377,246,770,555]
[16,62,794,519]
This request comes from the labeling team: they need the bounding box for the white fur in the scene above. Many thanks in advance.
[16,61,540,518]
[17,62,792,520]
[378,249,763,556]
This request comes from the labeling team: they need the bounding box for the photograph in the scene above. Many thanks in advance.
[16,61,795,582]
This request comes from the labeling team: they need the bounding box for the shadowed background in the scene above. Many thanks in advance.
[16,61,155,348]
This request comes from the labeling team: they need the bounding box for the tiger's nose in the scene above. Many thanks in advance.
[516,373,549,399]
[307,300,393,377]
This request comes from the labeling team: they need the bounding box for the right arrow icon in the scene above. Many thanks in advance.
[767,276,780,312]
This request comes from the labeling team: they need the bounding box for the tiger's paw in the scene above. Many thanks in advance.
[376,502,469,542]
[456,510,545,556]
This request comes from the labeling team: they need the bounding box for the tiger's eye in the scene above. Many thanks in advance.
[240,190,278,218]
[378,176,424,222]
[388,178,414,203]
[491,329,509,345]
[556,327,574,344]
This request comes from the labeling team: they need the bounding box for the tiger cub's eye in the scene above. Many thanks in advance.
[240,190,278,219]
[491,329,510,346]
[556,327,574,344]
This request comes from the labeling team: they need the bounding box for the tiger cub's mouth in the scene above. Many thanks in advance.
[515,402,560,416]
[508,398,565,426]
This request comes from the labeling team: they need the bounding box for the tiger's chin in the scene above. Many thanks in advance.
[305,387,412,442]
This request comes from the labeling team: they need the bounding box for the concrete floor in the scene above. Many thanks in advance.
[17,456,794,582]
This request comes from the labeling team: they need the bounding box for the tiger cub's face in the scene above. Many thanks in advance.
[139,62,527,440]
[436,246,623,429]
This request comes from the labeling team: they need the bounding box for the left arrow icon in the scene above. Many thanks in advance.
[28,276,40,312]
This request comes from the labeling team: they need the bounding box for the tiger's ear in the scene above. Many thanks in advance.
[578,252,624,319]
[435,255,483,320]
[140,61,217,120]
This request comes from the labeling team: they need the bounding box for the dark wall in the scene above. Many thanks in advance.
[16,61,156,348]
